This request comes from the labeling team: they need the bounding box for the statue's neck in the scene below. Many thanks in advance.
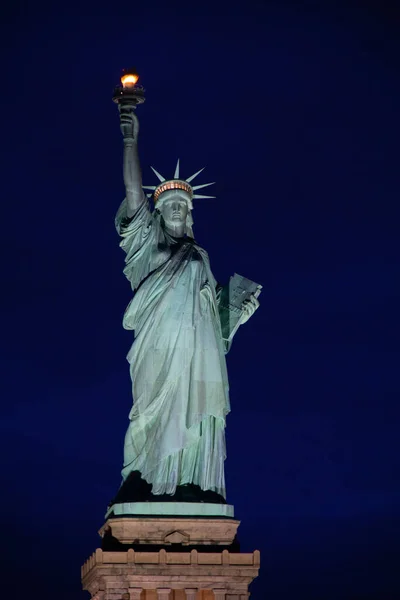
[164,223,185,238]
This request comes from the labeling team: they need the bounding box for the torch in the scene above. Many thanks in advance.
[112,68,145,107]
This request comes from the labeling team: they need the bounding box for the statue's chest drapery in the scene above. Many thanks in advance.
[123,238,212,333]
[116,200,218,333]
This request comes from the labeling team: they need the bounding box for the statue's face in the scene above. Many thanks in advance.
[159,190,189,233]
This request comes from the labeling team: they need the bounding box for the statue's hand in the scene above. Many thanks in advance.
[119,105,139,142]
[241,293,260,325]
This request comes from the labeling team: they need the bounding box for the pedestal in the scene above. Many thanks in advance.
[81,546,260,600]
[81,505,260,599]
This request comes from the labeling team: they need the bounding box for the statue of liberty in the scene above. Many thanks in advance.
[112,103,260,507]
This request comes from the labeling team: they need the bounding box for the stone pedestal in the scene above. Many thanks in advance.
[99,517,240,547]
[81,512,260,599]
[81,546,260,600]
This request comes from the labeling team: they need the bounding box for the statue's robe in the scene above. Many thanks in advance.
[116,198,230,497]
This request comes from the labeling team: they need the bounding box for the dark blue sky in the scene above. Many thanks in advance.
[1,1,400,598]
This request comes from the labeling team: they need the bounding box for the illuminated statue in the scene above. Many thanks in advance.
[114,104,260,504]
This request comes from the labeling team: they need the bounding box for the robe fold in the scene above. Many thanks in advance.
[116,198,230,497]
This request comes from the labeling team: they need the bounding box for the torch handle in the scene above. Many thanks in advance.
[119,98,138,109]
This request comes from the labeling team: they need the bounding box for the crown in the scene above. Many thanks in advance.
[153,180,193,203]
[143,159,215,205]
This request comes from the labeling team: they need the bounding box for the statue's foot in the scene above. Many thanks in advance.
[109,471,226,506]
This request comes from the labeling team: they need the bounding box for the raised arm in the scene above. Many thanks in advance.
[119,105,145,217]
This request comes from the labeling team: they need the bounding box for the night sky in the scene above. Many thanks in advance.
[1,1,400,598]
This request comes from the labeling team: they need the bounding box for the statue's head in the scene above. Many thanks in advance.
[157,189,190,237]
[143,161,216,238]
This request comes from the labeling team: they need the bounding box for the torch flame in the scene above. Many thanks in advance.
[121,73,139,87]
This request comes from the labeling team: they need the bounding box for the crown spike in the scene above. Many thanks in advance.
[192,182,215,191]
[174,159,180,179]
[193,194,216,199]
[142,185,157,190]
[150,166,166,182]
[186,167,205,183]
[146,193,152,198]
